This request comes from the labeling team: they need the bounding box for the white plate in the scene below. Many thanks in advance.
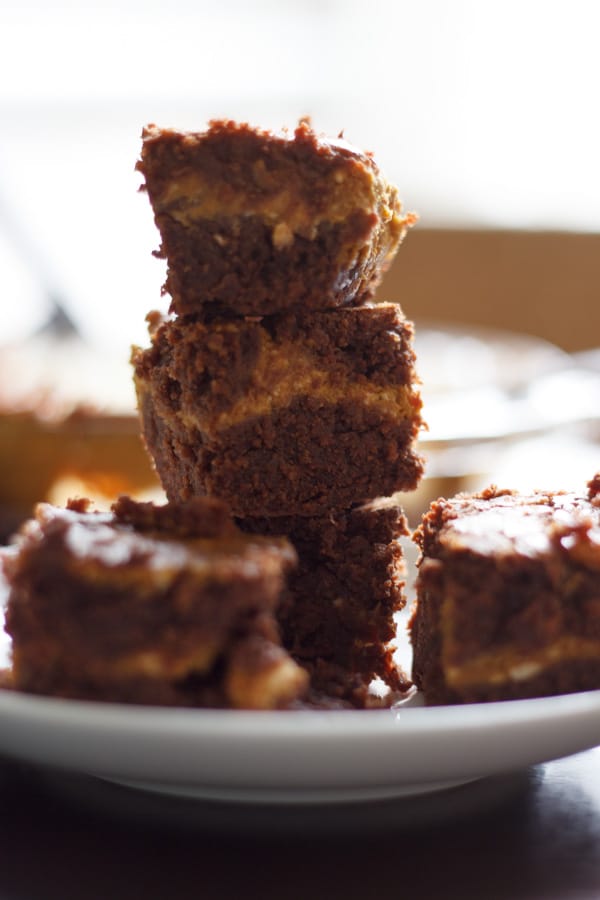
[414,323,600,447]
[1,686,600,804]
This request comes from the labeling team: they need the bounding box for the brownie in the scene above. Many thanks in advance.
[409,478,600,705]
[137,119,414,317]
[238,498,411,707]
[132,303,424,517]
[2,496,307,708]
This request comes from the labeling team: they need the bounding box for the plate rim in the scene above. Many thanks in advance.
[1,686,600,801]
[1,682,600,738]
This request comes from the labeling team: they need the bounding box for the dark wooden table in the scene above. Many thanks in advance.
[0,748,599,900]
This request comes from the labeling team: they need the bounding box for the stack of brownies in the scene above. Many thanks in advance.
[131,119,425,706]
[9,119,598,712]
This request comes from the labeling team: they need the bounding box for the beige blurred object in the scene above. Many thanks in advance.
[0,331,159,540]
[378,228,600,523]
[379,228,600,352]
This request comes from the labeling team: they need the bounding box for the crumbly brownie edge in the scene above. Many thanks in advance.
[110,494,237,539]
[236,502,408,692]
[136,383,424,516]
[158,214,400,317]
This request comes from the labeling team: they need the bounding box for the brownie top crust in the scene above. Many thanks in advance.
[137,118,411,245]
[415,480,600,563]
[3,497,296,585]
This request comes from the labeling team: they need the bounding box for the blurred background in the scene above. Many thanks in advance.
[0,0,599,533]
[2,0,600,347]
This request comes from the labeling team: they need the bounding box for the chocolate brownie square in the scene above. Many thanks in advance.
[2,496,307,708]
[410,478,600,704]
[137,119,414,317]
[132,303,424,516]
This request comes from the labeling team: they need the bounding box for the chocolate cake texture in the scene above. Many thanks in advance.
[137,118,414,317]
[410,478,600,705]
[238,498,411,706]
[132,303,424,517]
[2,496,307,708]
